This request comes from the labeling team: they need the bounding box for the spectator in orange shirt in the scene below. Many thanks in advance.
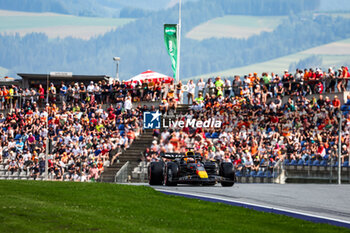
[303,68,309,81]
[127,129,136,145]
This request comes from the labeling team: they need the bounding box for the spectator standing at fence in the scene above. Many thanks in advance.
[283,70,293,95]
[341,66,350,91]
[232,75,242,97]
[176,80,182,102]
[73,83,80,103]
[59,82,67,103]
[87,81,94,94]
[326,67,336,93]
[94,82,101,103]
[101,80,109,104]
[244,75,251,89]
[2,86,7,109]
[294,69,302,81]
[8,85,15,109]
[187,80,195,104]
[261,72,271,86]
[66,85,73,103]
[197,78,205,96]
[251,73,260,89]
[215,76,224,91]
[224,78,232,97]
[48,83,56,103]
[22,88,30,104]
[37,85,44,105]
[80,82,87,102]
[206,78,215,95]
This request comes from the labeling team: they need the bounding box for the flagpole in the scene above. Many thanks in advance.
[176,0,181,84]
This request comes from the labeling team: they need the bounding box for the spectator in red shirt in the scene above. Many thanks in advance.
[38,84,45,106]
[315,69,323,80]
[341,66,350,91]
[332,96,341,109]
[315,81,324,94]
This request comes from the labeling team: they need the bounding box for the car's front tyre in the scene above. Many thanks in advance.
[149,162,164,185]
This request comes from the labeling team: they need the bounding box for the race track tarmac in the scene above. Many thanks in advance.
[146,183,350,225]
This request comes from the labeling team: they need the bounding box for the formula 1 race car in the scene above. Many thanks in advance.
[148,151,236,187]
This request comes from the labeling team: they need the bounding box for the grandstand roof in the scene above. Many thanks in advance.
[18,73,109,81]
[17,73,110,88]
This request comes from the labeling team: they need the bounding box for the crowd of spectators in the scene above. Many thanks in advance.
[1,66,349,110]
[180,66,350,104]
[145,66,350,176]
[0,85,151,181]
[0,78,181,110]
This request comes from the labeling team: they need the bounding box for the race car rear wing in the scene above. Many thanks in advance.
[160,152,202,159]
[160,153,185,159]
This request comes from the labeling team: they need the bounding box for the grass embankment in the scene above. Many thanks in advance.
[0,12,134,39]
[0,181,348,233]
[186,15,286,40]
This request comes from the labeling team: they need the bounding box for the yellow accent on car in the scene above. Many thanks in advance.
[197,170,208,179]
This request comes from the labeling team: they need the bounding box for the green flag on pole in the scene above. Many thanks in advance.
[164,24,178,79]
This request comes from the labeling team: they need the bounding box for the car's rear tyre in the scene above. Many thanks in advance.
[149,162,164,185]
[165,162,178,186]
[220,162,235,187]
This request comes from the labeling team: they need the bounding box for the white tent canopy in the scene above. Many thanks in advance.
[125,70,173,84]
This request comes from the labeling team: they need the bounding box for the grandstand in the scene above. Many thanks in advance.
[0,66,350,184]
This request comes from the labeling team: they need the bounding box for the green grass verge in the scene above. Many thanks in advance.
[0,181,348,233]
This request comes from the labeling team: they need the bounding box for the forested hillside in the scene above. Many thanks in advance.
[0,0,176,17]
[2,0,350,79]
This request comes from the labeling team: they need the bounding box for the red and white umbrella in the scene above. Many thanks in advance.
[125,70,173,84]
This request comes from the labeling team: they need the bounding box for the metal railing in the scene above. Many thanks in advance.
[139,160,147,183]
[283,158,350,183]
[115,161,129,183]
[273,160,285,184]
[1,77,349,101]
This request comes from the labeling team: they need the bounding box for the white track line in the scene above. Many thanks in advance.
[156,188,350,226]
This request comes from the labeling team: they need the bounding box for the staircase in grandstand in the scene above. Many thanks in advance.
[100,129,155,183]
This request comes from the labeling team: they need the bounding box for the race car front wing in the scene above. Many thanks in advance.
[176,174,234,184]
